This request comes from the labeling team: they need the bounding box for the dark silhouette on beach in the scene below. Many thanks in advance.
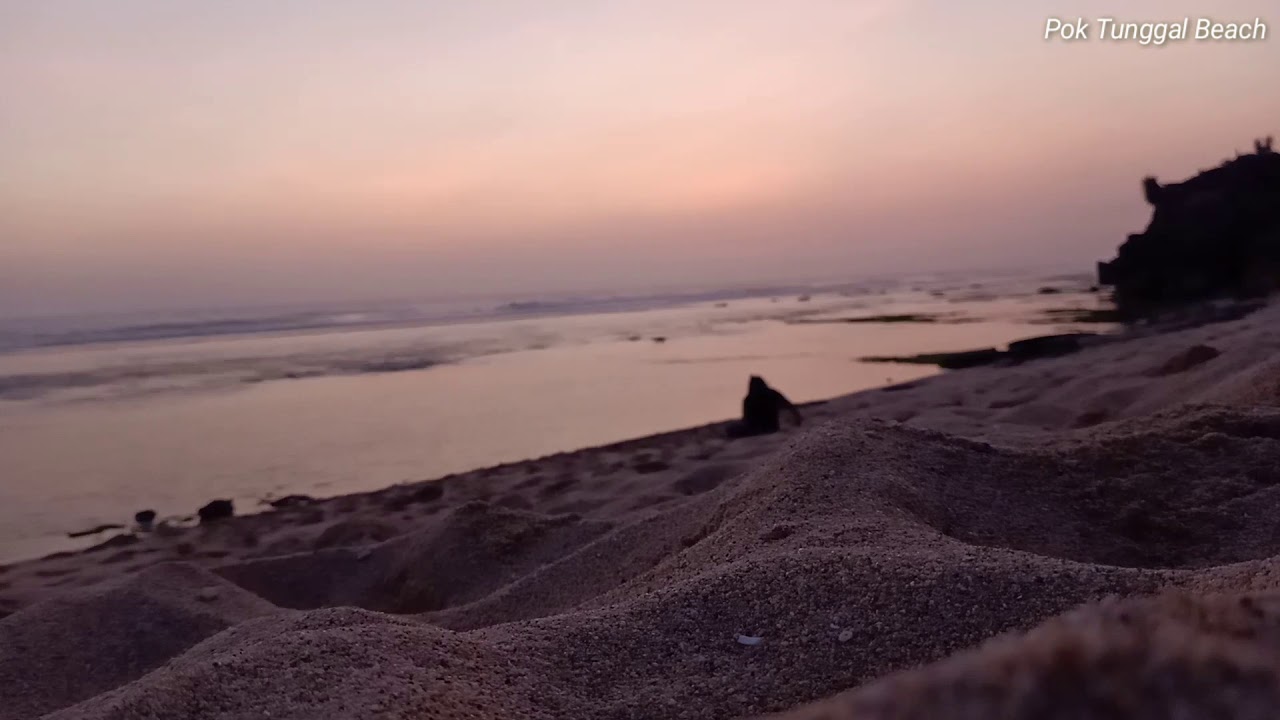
[198,499,234,524]
[726,375,802,438]
[1099,136,1280,316]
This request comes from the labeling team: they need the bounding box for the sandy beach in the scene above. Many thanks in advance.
[4,1,1275,715]
[0,297,1278,718]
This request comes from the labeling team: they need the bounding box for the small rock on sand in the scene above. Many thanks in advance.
[197,499,234,524]
[268,495,315,509]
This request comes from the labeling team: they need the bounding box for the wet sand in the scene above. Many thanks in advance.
[5,299,1280,719]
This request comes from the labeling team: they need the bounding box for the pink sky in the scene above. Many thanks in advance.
[2,0,1278,314]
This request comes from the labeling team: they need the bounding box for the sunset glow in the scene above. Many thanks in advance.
[2,0,1278,313]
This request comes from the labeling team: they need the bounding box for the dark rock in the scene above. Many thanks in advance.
[408,483,444,503]
[932,348,1006,369]
[865,335,1097,369]
[791,313,943,325]
[268,494,315,510]
[651,336,667,344]
[67,523,125,539]
[197,499,234,524]
[1039,307,1124,324]
[1037,286,1062,295]
[1149,344,1221,376]
[134,510,157,529]
[861,348,1004,370]
[1006,333,1097,362]
[1098,138,1280,315]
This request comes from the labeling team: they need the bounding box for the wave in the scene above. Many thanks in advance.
[3,271,982,359]
[1,272,1086,356]
[0,273,1086,402]
[0,282,877,356]
[491,285,819,319]
[0,349,449,402]
[0,311,404,354]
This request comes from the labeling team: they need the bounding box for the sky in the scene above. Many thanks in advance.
[2,0,1278,316]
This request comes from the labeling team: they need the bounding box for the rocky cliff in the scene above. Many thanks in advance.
[1099,137,1280,316]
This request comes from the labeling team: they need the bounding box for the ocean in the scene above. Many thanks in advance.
[0,271,1111,563]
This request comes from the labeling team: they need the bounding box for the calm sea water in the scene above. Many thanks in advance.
[0,272,1110,562]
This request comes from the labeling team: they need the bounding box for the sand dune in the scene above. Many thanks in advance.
[7,302,1280,718]
[0,564,277,720]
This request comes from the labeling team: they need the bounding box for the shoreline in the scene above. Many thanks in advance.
[14,308,1138,566]
[0,394,843,609]
[6,296,1280,718]
[0,299,1245,607]
[0,278,1111,559]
